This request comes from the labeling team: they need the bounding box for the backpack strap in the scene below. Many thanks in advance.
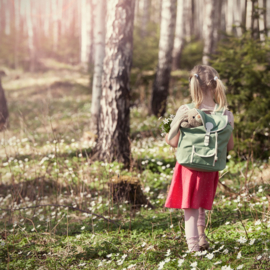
[186,103,226,115]
[212,104,226,116]
[185,103,195,109]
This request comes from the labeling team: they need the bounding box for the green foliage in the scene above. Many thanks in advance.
[211,32,270,159]
[180,39,204,70]
[132,22,159,71]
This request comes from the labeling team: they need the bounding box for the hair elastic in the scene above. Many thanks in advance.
[214,76,218,81]
[194,74,198,78]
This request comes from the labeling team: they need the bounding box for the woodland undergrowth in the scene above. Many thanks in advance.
[0,65,270,270]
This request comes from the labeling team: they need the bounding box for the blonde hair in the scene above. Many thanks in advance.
[189,65,227,111]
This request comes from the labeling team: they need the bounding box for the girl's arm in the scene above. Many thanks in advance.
[165,131,180,148]
[227,134,234,151]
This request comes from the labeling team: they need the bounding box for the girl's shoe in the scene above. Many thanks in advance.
[199,233,209,250]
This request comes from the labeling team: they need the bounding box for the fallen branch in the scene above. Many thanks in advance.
[0,204,120,225]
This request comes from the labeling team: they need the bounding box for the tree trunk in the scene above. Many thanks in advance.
[234,0,242,36]
[202,0,215,65]
[151,0,176,117]
[51,0,59,52]
[4,0,10,36]
[141,0,150,37]
[212,0,223,52]
[226,0,234,33]
[258,0,265,40]
[94,0,135,166]
[184,0,192,42]
[267,0,270,36]
[90,0,106,136]
[196,0,205,40]
[0,73,9,131]
[246,0,252,30]
[14,0,20,69]
[252,0,259,39]
[172,0,184,70]
[80,0,92,70]
[24,0,35,72]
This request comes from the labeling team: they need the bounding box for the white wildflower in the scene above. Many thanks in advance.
[81,226,85,230]
[178,259,184,267]
[127,264,136,269]
[255,220,261,226]
[158,261,166,270]
[164,257,170,263]
[141,242,146,247]
[237,265,244,269]
[249,239,255,245]
[214,261,222,265]
[165,249,171,256]
[190,262,197,267]
[206,253,214,260]
[237,236,247,244]
[221,266,233,270]
[237,251,242,259]
[257,255,262,260]
[223,249,229,254]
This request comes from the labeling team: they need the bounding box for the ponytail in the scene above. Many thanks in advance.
[190,74,203,109]
[215,78,228,111]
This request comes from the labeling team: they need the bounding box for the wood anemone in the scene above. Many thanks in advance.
[108,175,155,209]
[0,70,9,131]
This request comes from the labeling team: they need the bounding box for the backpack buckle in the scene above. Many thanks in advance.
[204,133,210,146]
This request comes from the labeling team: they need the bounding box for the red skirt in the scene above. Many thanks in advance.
[164,162,219,210]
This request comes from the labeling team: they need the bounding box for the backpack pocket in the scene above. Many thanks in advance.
[190,146,216,167]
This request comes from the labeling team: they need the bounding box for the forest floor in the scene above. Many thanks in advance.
[0,61,270,269]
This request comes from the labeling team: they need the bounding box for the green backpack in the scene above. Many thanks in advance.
[176,103,233,172]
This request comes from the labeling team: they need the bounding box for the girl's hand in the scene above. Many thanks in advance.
[165,131,180,148]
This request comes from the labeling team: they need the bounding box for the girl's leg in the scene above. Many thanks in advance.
[197,207,209,249]
[184,208,200,252]
[197,207,205,233]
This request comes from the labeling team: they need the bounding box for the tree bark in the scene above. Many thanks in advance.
[172,0,184,70]
[0,74,9,131]
[90,0,106,136]
[94,0,135,166]
[202,0,215,65]
[151,0,176,117]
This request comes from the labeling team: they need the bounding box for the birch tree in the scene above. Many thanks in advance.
[267,0,270,36]
[226,0,234,33]
[172,0,184,70]
[202,0,215,65]
[24,0,35,72]
[90,0,106,136]
[94,0,136,165]
[80,0,92,70]
[151,0,177,117]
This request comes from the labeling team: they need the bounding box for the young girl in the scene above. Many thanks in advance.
[164,65,234,252]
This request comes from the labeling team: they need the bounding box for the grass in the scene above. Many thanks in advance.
[0,62,270,269]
